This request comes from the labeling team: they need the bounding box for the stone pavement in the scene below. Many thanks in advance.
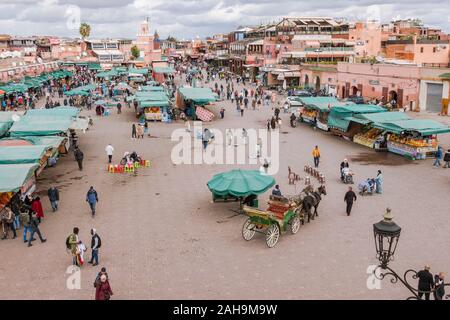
[0,76,449,299]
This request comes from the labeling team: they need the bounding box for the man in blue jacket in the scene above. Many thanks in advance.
[86,186,99,217]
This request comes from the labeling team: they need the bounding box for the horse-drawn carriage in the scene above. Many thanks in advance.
[242,185,326,248]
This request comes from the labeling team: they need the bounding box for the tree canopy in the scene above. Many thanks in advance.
[79,23,91,40]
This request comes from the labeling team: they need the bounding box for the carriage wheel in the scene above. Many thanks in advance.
[289,215,301,234]
[265,224,280,248]
[242,218,256,241]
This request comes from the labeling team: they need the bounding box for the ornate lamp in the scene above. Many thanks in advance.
[373,208,401,269]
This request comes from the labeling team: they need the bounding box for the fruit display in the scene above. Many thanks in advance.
[387,134,438,160]
[387,134,437,149]
[353,128,382,148]
[301,109,317,119]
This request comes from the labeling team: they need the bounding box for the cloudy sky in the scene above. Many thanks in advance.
[0,0,448,39]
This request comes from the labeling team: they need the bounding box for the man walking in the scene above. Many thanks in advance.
[344,187,357,216]
[88,228,102,266]
[74,147,84,171]
[86,186,99,217]
[312,145,321,168]
[105,143,114,164]
[28,211,46,247]
[47,186,59,212]
[433,146,443,167]
[417,265,434,300]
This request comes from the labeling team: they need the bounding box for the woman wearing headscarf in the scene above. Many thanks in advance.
[95,274,113,300]
[375,170,383,194]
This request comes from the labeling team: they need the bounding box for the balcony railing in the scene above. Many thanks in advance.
[304,47,354,52]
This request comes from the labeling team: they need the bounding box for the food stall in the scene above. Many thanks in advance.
[348,112,410,149]
[298,97,352,131]
[0,163,39,212]
[372,119,450,160]
[134,90,171,121]
[176,87,218,120]
[327,104,386,138]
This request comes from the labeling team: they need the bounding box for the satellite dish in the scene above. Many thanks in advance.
[12,114,21,122]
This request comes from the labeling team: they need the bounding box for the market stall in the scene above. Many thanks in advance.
[349,112,411,149]
[0,163,39,211]
[176,87,218,120]
[298,97,350,131]
[327,104,386,138]
[133,91,170,121]
[372,119,450,160]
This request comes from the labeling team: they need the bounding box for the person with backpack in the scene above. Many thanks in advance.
[86,186,99,217]
[88,229,101,266]
[67,227,80,265]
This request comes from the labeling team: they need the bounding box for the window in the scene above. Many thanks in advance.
[420,47,424,53]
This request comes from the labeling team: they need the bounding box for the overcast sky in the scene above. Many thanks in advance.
[0,0,448,39]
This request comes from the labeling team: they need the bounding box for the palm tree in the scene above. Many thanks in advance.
[79,23,91,40]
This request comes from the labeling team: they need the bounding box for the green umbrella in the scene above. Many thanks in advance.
[207,169,275,198]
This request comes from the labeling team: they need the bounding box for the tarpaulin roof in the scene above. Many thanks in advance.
[1,136,65,150]
[328,104,386,132]
[153,67,175,74]
[88,63,102,70]
[300,97,350,111]
[140,86,164,92]
[331,104,386,114]
[96,69,118,78]
[0,163,39,193]
[64,89,90,96]
[26,107,80,118]
[8,117,72,137]
[135,91,169,102]
[0,111,24,122]
[128,68,149,75]
[178,87,217,105]
[140,100,170,108]
[351,111,410,124]
[373,119,450,136]
[0,145,48,164]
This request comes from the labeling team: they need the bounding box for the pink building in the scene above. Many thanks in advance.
[133,20,161,66]
[385,37,449,67]
[348,21,382,58]
[337,62,420,110]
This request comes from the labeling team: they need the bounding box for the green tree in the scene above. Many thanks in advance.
[131,45,140,59]
[79,22,91,40]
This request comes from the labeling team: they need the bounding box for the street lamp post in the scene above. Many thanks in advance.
[373,208,449,300]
